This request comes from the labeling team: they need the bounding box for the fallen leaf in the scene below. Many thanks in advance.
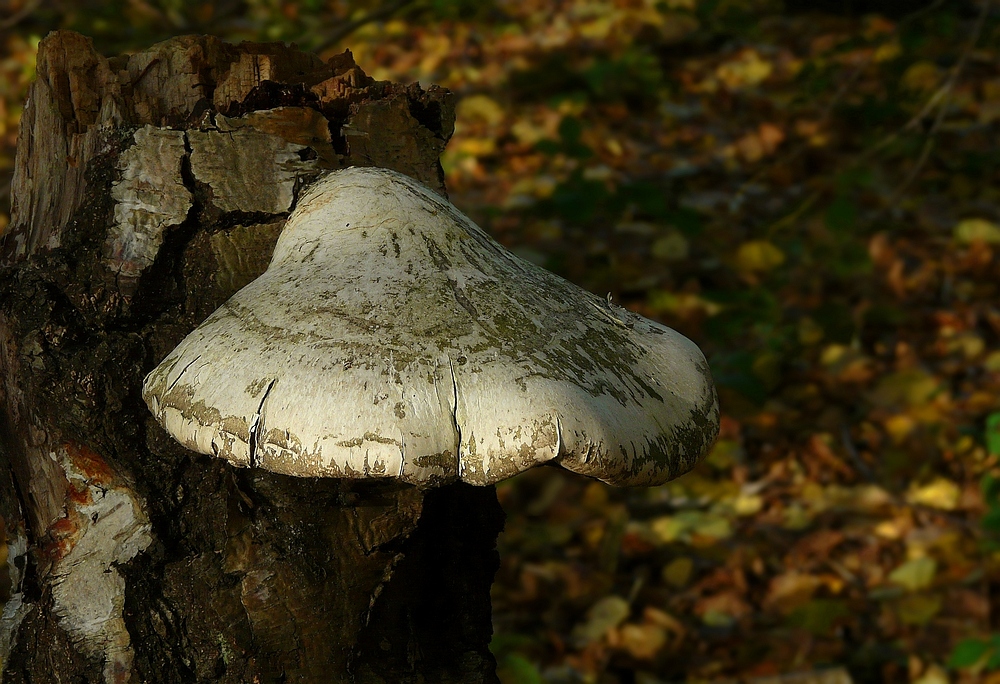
[696,591,751,626]
[907,478,960,510]
[901,61,944,92]
[650,511,732,544]
[662,557,694,588]
[912,663,950,684]
[717,49,774,89]
[764,572,823,615]
[954,218,1000,245]
[888,556,937,591]
[786,599,851,635]
[617,623,668,660]
[871,370,941,409]
[651,232,689,261]
[894,593,942,625]
[571,595,630,645]
[736,240,786,272]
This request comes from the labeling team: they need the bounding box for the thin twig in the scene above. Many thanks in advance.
[882,0,992,209]
[731,0,949,210]
[0,0,42,29]
[313,0,419,53]
[840,425,876,482]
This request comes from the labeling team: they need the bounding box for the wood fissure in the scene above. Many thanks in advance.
[0,31,499,684]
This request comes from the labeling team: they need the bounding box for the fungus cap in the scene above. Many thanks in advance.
[142,167,719,486]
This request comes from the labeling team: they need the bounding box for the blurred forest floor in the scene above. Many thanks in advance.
[3,1,1000,682]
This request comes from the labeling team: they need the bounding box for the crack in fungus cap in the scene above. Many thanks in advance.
[143,167,719,487]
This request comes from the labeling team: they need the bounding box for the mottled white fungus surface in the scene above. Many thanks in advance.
[143,167,719,486]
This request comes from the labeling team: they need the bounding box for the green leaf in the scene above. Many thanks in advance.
[986,413,1000,456]
[948,638,992,668]
[982,507,1000,534]
[888,557,937,591]
[533,140,561,156]
[558,116,583,144]
[498,654,544,684]
[825,195,857,233]
[785,599,850,635]
[836,168,874,189]
[987,641,1000,670]
[894,593,942,625]
[667,207,703,236]
[982,472,1000,501]
[570,596,630,645]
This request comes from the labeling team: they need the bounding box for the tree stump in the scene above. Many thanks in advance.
[0,31,503,684]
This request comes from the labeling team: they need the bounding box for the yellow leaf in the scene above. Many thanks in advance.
[906,477,960,510]
[884,414,916,443]
[706,439,742,470]
[650,516,686,543]
[510,119,549,145]
[692,515,732,540]
[662,557,694,588]
[716,49,773,90]
[888,556,937,591]
[871,370,940,408]
[901,61,943,93]
[651,232,689,261]
[913,664,950,684]
[454,137,496,157]
[874,40,902,62]
[945,332,984,360]
[697,591,750,626]
[824,484,893,512]
[783,503,813,530]
[736,240,785,272]
[954,218,1000,244]
[764,572,823,614]
[578,16,614,41]
[732,493,763,516]
[456,94,505,127]
[617,623,667,660]
[798,317,824,345]
[571,596,630,645]
[895,593,942,625]
[984,350,1000,372]
[647,291,722,317]
[650,511,732,544]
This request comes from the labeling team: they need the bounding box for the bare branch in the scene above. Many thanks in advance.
[0,0,42,29]
[313,0,419,54]
[732,0,955,215]
[883,0,992,208]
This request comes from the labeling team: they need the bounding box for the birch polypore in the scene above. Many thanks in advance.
[142,167,719,486]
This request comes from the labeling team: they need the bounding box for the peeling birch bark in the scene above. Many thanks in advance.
[106,126,190,275]
[0,31,499,683]
[46,444,151,683]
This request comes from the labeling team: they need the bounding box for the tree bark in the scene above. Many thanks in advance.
[0,31,503,683]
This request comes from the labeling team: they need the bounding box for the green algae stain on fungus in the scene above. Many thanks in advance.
[142,169,718,486]
[220,416,250,444]
[411,450,454,470]
[336,432,402,448]
[261,426,303,454]
[368,457,388,476]
[245,377,275,397]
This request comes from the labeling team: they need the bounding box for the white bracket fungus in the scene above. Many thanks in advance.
[143,167,719,487]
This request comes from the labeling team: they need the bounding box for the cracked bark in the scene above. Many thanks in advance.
[0,31,501,683]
